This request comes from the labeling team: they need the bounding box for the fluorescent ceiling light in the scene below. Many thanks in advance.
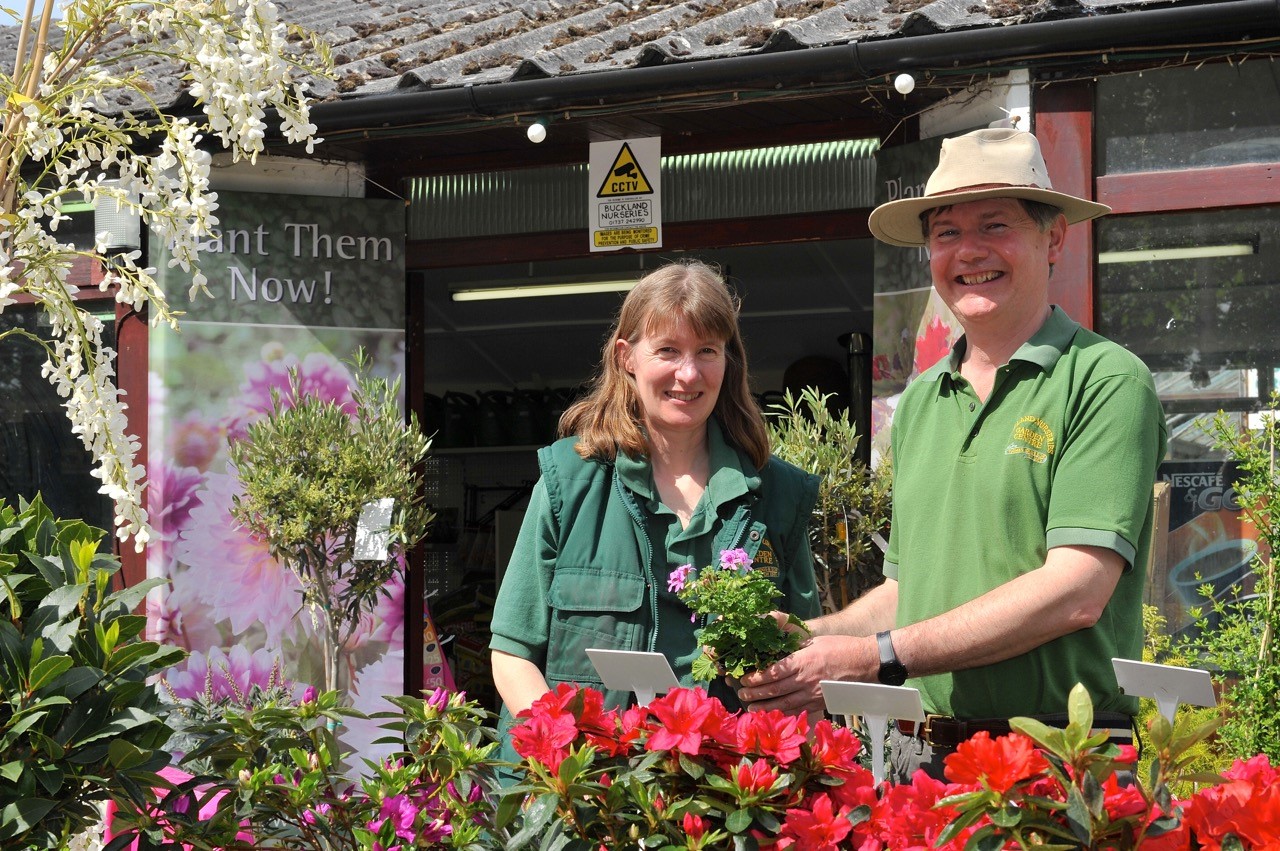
[451,278,640,302]
[1098,243,1255,264]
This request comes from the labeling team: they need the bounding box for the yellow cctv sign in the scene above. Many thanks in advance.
[589,137,662,252]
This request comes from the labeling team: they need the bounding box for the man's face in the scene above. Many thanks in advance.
[924,197,1067,334]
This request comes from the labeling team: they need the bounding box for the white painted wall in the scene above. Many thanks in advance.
[209,153,367,198]
[918,69,1032,140]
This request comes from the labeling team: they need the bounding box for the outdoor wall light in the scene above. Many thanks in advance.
[1098,243,1256,264]
[526,120,548,144]
[93,180,141,254]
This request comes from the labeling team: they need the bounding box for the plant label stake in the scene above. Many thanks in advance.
[586,648,680,707]
[821,680,925,785]
[355,498,395,561]
[1112,658,1217,723]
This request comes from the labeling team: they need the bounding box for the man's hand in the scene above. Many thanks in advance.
[735,635,875,715]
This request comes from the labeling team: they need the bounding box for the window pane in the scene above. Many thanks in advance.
[0,307,116,528]
[1097,62,1280,173]
[1096,207,1278,459]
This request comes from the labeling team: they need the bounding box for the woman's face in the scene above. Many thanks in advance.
[617,319,726,442]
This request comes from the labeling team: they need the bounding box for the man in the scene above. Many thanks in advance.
[737,127,1167,781]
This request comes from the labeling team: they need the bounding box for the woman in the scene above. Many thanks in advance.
[488,260,821,753]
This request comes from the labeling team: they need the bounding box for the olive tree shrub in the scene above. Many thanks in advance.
[767,387,892,614]
[227,353,433,697]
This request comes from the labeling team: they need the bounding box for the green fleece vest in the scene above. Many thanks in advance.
[534,435,820,709]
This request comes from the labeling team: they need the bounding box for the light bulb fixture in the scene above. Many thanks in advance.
[451,277,640,302]
[1098,243,1256,264]
[893,73,915,94]
[526,120,547,144]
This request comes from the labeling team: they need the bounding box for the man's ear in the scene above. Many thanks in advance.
[1046,214,1068,266]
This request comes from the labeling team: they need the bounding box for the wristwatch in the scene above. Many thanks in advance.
[876,630,909,686]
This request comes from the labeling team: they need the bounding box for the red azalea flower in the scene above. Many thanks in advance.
[511,711,578,772]
[619,704,650,748]
[779,793,853,851]
[735,708,808,765]
[1185,755,1280,849]
[733,758,780,796]
[943,731,1048,793]
[647,688,717,755]
[1100,773,1148,820]
[914,315,954,375]
[683,812,707,842]
[864,770,966,850]
[1113,743,1139,764]
[812,720,863,770]
[519,682,580,720]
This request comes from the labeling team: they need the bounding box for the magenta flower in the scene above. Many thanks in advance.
[301,685,318,704]
[380,794,419,842]
[667,563,694,593]
[719,548,753,571]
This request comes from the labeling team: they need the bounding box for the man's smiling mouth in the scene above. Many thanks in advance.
[959,271,1002,285]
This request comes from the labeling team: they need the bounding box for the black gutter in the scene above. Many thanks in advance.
[309,0,1280,134]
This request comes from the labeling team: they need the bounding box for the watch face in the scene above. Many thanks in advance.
[879,661,908,687]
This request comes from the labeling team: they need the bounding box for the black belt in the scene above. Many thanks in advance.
[895,712,1134,751]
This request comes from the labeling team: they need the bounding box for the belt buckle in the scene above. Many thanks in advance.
[921,713,946,747]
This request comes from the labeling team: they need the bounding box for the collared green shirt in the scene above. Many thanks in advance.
[885,307,1167,718]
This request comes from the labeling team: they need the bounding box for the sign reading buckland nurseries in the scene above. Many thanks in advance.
[589,137,662,251]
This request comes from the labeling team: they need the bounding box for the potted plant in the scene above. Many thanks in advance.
[227,350,434,698]
[767,388,892,613]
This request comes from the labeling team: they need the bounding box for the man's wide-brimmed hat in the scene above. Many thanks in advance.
[867,128,1112,247]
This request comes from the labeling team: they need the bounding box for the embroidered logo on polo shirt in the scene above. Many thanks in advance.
[753,537,779,576]
[1006,415,1055,464]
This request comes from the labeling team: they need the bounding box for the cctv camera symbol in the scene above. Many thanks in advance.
[613,163,638,179]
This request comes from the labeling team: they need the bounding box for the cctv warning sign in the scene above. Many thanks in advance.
[597,143,654,197]
[590,137,661,252]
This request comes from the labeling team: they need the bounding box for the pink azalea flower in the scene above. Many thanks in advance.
[647,688,717,755]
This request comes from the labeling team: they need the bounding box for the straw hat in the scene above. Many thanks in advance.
[867,128,1112,247]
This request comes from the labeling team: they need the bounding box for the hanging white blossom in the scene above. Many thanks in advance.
[0,0,330,549]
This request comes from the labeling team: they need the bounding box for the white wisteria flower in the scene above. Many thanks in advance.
[0,0,331,549]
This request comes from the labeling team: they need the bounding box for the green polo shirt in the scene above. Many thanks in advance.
[885,307,1167,719]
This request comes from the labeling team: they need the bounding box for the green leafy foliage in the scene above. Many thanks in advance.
[0,494,185,850]
[1175,394,1280,762]
[767,388,892,613]
[227,349,434,695]
[1136,605,1232,793]
[128,688,507,850]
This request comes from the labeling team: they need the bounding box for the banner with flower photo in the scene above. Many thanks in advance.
[146,191,449,764]
[871,135,962,465]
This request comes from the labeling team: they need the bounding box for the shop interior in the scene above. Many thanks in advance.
[417,239,874,706]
